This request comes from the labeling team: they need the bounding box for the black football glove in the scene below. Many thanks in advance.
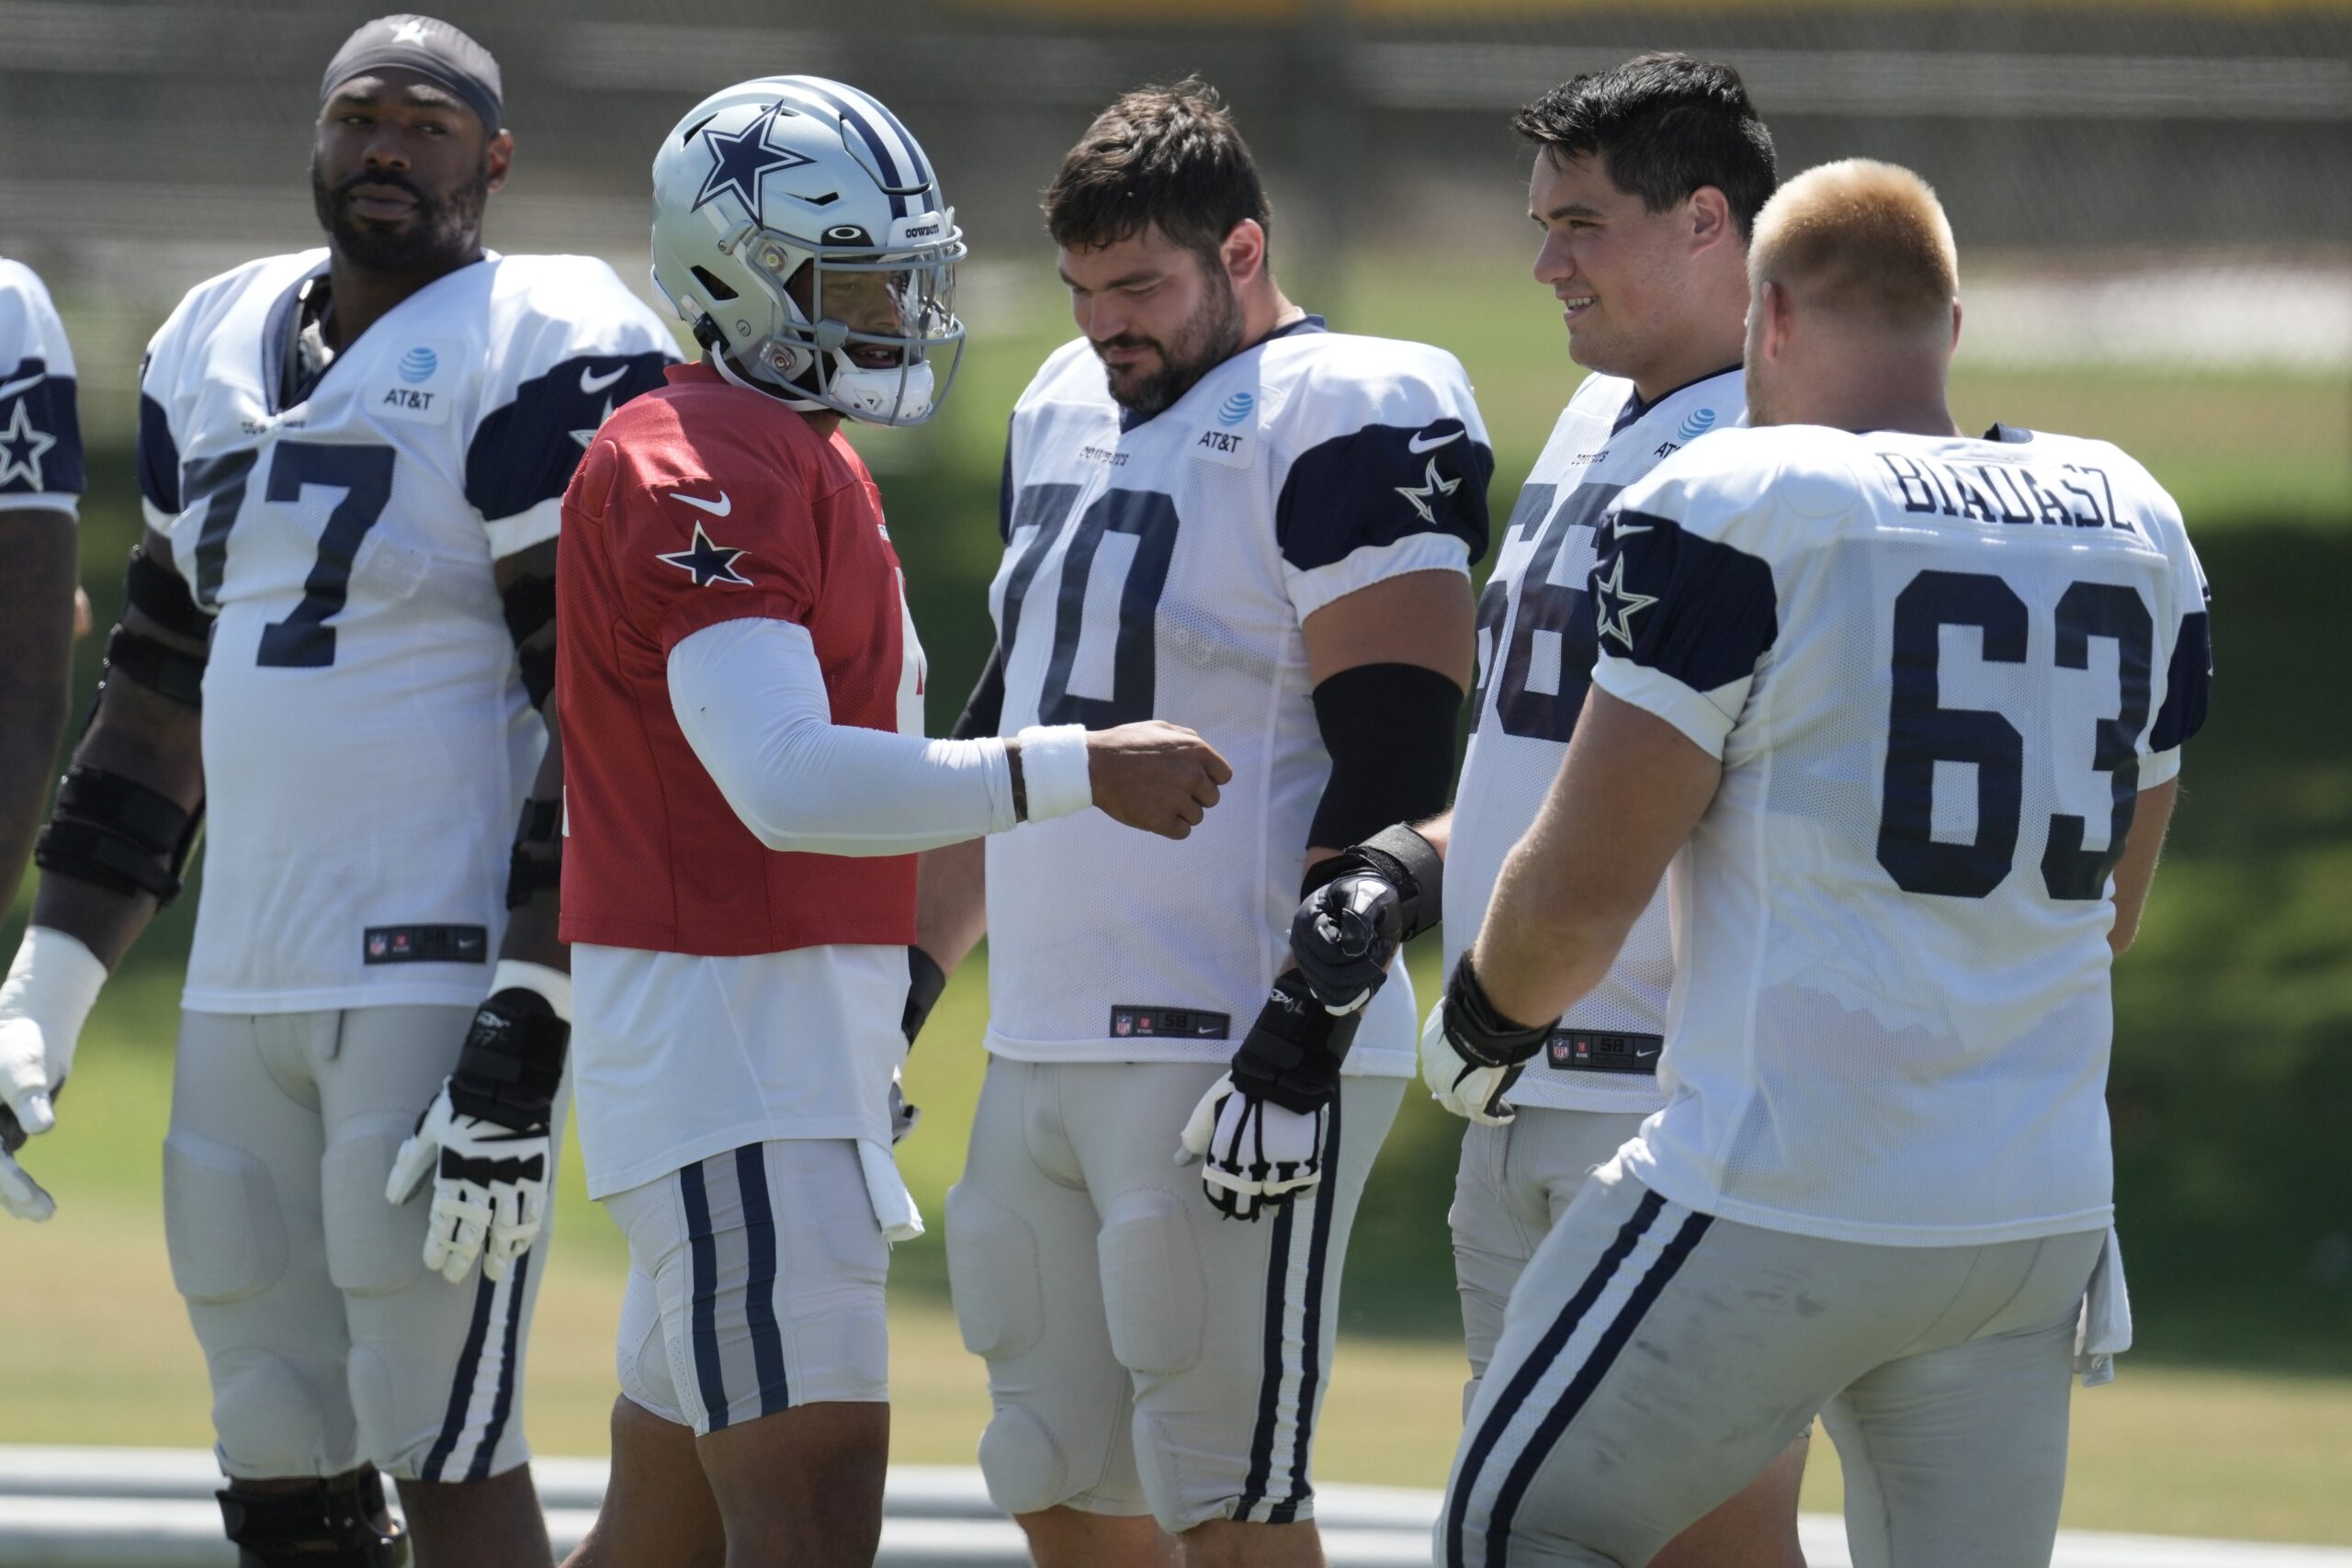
[1291,824,1443,1014]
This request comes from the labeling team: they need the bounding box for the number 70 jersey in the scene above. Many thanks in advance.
[1599,422,2212,1246]
[137,249,677,1013]
[979,324,1492,1070]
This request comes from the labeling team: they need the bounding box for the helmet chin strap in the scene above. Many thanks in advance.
[705,334,826,412]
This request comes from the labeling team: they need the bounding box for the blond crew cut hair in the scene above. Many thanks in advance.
[1749,159,1958,330]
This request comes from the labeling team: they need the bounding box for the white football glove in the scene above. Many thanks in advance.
[0,928,108,1223]
[1176,1072,1328,1221]
[1420,997,1525,1126]
[387,1083,550,1285]
[386,969,568,1284]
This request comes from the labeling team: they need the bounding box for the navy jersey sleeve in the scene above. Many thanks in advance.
[1588,504,1780,756]
[1271,349,1494,620]
[0,265,85,514]
[465,347,674,551]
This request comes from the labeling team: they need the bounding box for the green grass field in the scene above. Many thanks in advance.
[4,957,2350,1545]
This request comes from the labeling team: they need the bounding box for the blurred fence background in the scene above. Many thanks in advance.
[3,0,2349,1540]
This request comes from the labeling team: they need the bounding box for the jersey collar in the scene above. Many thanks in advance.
[1610,362,1743,437]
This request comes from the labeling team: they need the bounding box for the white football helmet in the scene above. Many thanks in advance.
[650,76,966,425]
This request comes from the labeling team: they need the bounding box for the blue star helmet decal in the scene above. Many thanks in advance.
[657,522,753,588]
[693,103,817,225]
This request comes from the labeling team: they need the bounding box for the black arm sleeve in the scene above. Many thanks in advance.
[1306,662,1462,851]
[949,644,1006,741]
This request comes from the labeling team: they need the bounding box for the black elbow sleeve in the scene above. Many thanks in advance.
[502,574,558,713]
[1305,662,1461,853]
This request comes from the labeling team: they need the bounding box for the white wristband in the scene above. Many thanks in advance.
[490,958,572,1024]
[1014,724,1092,823]
[0,927,107,1076]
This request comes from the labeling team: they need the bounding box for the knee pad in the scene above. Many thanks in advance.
[218,1468,408,1567]
[214,1351,358,1480]
[1098,1190,1204,1377]
[322,1128,416,1296]
[944,1182,1044,1360]
[164,1131,287,1303]
[976,1403,1072,1518]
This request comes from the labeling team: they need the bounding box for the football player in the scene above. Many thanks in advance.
[0,16,676,1566]
[919,80,1490,1568]
[1283,56,1810,1565]
[1433,160,2209,1567]
[0,259,85,1213]
[553,78,1226,1568]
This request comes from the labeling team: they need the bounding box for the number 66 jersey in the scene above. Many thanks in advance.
[1598,422,2212,1247]
[137,249,677,1013]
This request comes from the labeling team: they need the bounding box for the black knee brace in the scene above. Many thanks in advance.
[217,1468,409,1567]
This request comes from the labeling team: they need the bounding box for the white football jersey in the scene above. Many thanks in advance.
[1448,366,1742,1113]
[0,259,84,518]
[981,321,1493,1076]
[139,250,678,1012]
[1599,423,2212,1246]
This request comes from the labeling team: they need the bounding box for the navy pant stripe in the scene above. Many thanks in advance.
[1485,1208,1713,1562]
[464,1249,532,1482]
[734,1143,791,1418]
[419,1269,498,1481]
[1237,1186,1304,1518]
[1443,1188,1669,1568]
[679,1158,732,1431]
[1272,1089,1343,1523]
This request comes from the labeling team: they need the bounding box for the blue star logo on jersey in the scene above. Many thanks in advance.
[0,397,56,491]
[657,522,752,588]
[1592,552,1658,650]
[1396,455,1462,525]
[693,104,816,223]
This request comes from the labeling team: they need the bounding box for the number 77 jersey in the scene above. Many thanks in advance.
[1598,421,2211,1247]
[136,249,677,1013]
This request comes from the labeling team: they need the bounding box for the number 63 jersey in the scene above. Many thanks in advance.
[1598,422,2212,1247]
[138,250,677,1013]
[981,321,1492,1076]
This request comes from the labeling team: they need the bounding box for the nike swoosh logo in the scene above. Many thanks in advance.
[671,490,731,517]
[1408,428,1464,455]
[0,374,42,401]
[1611,521,1652,538]
[580,365,628,394]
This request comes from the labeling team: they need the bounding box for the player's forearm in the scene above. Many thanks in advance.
[0,511,79,899]
[2108,776,2179,957]
[914,837,988,973]
[671,617,1023,857]
[1469,692,1716,1026]
[1471,836,1631,1027]
[29,675,206,972]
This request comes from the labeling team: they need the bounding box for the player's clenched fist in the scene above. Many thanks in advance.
[1083,721,1232,839]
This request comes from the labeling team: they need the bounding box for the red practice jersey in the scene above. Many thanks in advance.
[557,360,920,955]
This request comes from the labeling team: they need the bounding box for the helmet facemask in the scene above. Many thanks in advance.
[707,215,966,426]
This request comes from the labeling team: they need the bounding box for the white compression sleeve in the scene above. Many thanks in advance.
[668,616,1017,856]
